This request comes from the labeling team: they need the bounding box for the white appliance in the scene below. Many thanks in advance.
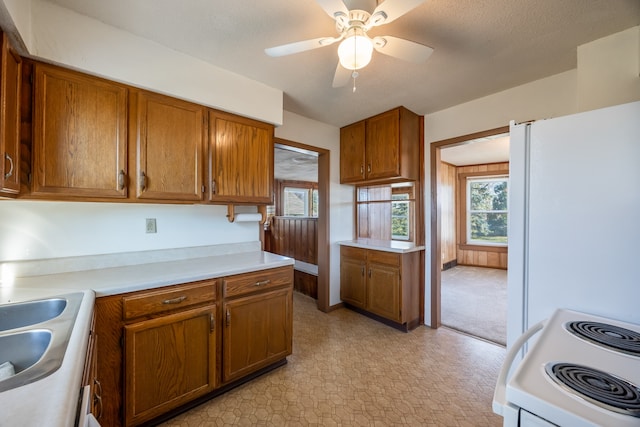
[494,308,640,426]
[494,101,640,425]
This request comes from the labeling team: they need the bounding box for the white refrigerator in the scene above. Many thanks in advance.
[507,100,640,347]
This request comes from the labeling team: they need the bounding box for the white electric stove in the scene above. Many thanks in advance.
[494,309,640,426]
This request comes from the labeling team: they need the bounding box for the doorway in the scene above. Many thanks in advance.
[430,127,509,345]
[272,138,331,312]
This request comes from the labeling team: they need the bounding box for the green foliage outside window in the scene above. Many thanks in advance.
[468,178,508,244]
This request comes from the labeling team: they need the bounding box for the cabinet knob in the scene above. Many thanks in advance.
[226,309,231,326]
[139,171,147,192]
[4,153,14,179]
[210,313,215,332]
[211,179,217,195]
[360,165,364,176]
[117,170,126,190]
[367,164,371,174]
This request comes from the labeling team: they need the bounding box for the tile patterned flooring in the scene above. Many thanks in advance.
[161,292,506,426]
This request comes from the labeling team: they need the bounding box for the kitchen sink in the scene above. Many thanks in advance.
[0,298,67,332]
[0,292,84,392]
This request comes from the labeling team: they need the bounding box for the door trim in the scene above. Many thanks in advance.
[274,137,331,312]
[429,126,509,327]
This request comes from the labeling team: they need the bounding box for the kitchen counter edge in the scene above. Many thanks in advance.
[338,239,425,253]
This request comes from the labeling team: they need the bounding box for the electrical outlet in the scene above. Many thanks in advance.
[146,218,157,233]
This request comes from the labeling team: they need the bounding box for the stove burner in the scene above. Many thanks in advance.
[546,363,640,418]
[567,321,640,356]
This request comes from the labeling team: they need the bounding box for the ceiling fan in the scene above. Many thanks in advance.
[264,0,433,89]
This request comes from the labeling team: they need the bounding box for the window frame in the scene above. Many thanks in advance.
[466,175,508,246]
[458,170,509,252]
[275,179,318,218]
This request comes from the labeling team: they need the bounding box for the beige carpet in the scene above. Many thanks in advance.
[441,266,507,346]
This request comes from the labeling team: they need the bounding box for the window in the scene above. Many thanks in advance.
[283,186,318,217]
[356,183,414,242]
[391,193,410,241]
[467,176,508,245]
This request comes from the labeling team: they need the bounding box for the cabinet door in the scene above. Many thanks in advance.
[340,120,365,183]
[366,261,402,322]
[223,288,292,383]
[209,110,273,203]
[0,33,21,195]
[134,90,204,201]
[340,254,366,308]
[124,304,217,426]
[33,64,127,198]
[365,109,400,180]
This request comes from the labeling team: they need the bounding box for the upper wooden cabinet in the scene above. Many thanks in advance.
[208,111,274,204]
[27,61,275,204]
[32,63,128,198]
[0,33,21,197]
[339,120,366,183]
[132,90,205,201]
[340,107,420,184]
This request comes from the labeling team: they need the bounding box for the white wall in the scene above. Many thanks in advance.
[577,26,640,112]
[422,26,640,327]
[275,111,352,306]
[0,0,283,126]
[0,202,260,262]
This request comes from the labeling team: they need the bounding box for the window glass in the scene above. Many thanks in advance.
[283,186,318,217]
[467,177,508,245]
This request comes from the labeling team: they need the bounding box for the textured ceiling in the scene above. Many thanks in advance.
[41,0,640,128]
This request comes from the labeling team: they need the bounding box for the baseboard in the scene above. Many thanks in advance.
[442,260,458,271]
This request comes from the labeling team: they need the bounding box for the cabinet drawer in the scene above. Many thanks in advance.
[122,280,217,321]
[223,267,293,298]
[340,245,366,260]
[368,250,400,267]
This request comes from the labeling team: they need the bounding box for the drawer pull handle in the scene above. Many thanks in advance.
[162,296,187,305]
[255,280,270,287]
[93,379,103,420]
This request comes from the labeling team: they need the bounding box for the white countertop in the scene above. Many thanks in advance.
[0,249,293,427]
[5,250,294,299]
[338,239,426,253]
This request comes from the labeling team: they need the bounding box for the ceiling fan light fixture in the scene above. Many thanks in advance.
[338,28,373,70]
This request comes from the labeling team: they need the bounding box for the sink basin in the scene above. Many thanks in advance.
[0,298,67,332]
[0,293,84,392]
[0,330,52,375]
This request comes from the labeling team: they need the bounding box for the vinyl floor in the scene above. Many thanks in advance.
[161,292,505,426]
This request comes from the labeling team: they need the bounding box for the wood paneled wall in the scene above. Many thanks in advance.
[269,216,318,265]
[455,162,509,269]
[438,162,457,266]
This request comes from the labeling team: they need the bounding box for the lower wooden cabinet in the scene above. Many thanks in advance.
[222,267,293,383]
[340,245,421,331]
[94,266,293,427]
[124,304,217,425]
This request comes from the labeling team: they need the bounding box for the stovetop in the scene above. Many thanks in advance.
[506,309,640,427]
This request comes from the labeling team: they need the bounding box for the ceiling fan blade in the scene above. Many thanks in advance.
[369,0,426,26]
[372,35,433,63]
[332,63,352,88]
[265,36,341,57]
[315,0,349,21]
